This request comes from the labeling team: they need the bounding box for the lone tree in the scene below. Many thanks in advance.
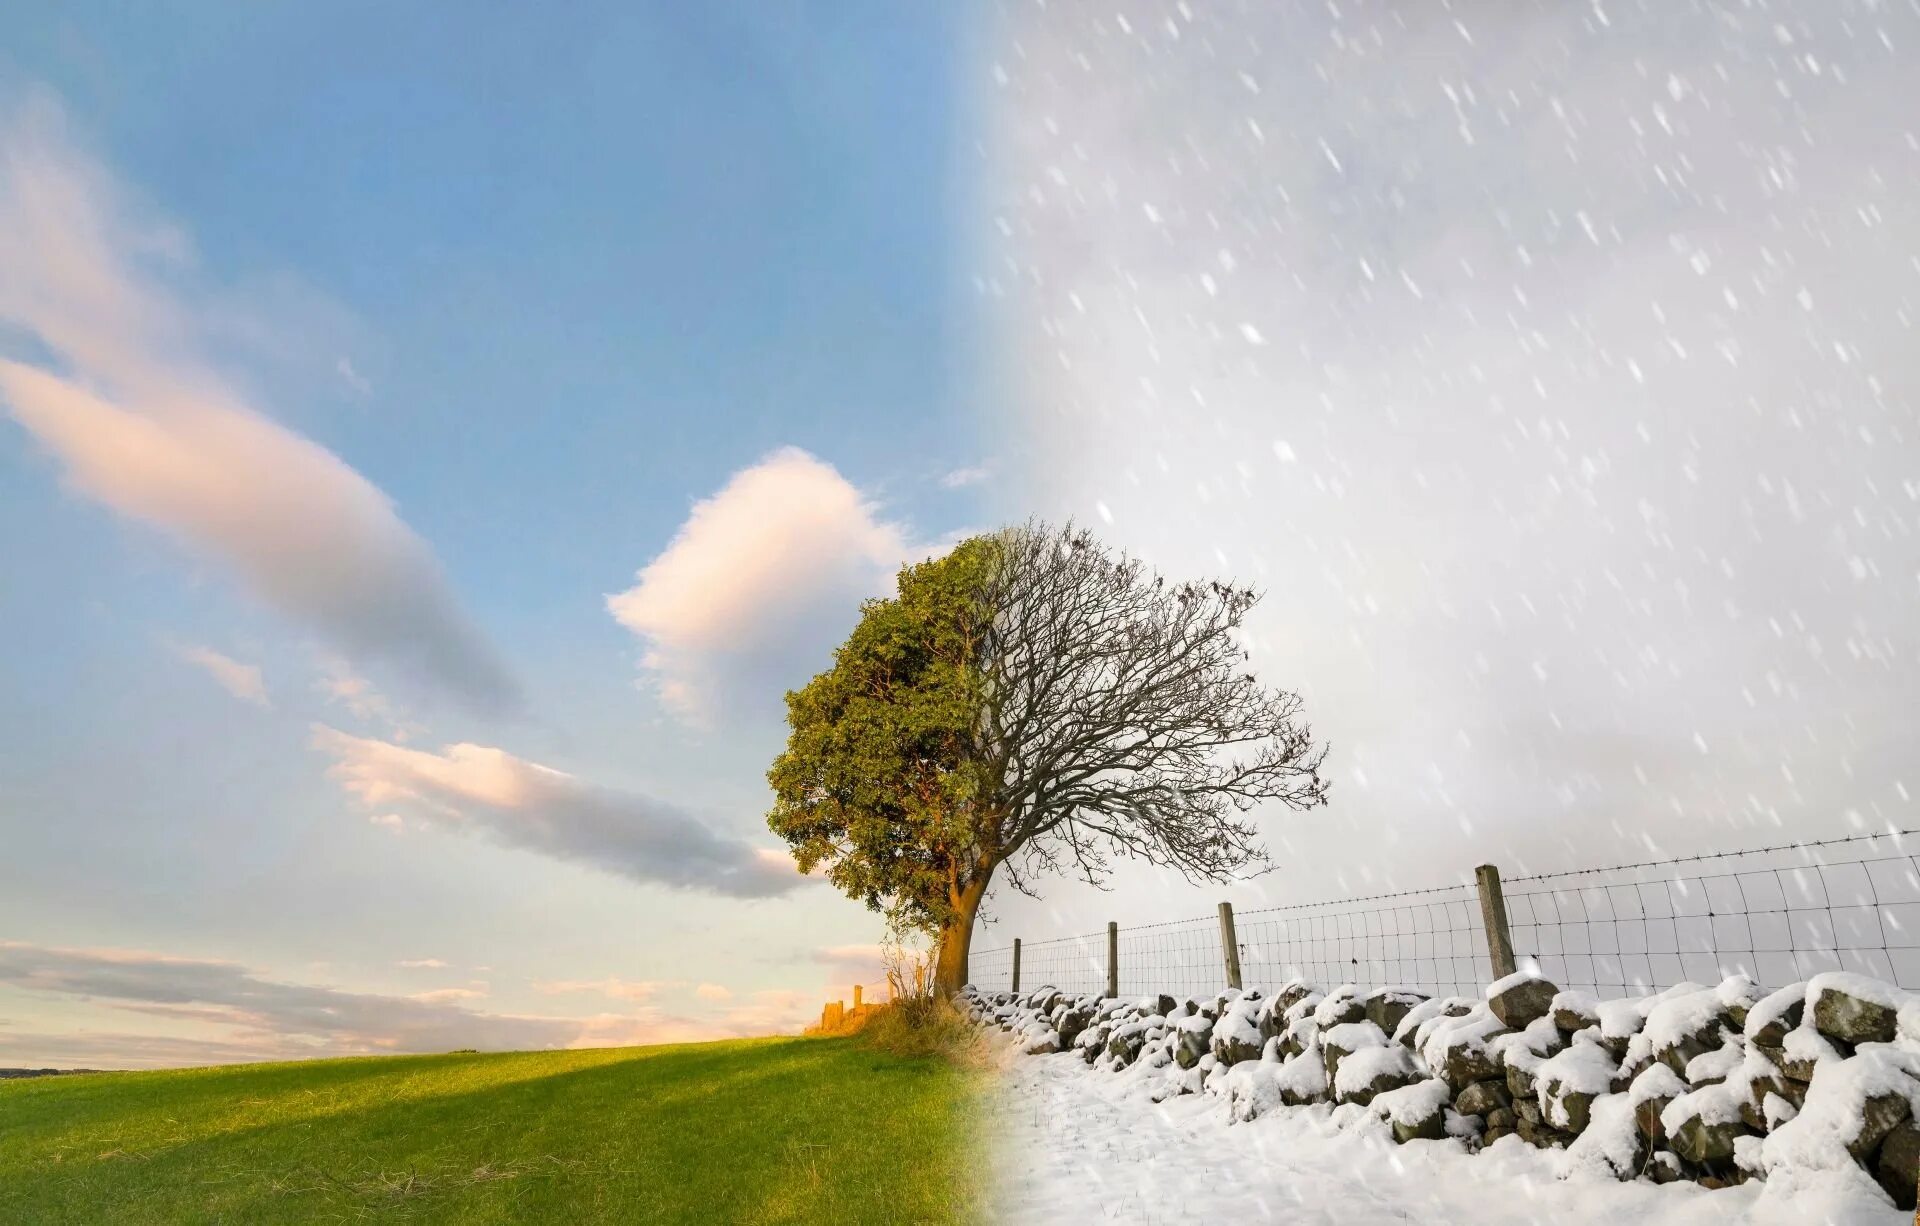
[767,522,1329,994]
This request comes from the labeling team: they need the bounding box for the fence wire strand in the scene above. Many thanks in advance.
[968,830,1920,1002]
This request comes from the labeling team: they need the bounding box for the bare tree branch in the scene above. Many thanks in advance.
[979,522,1330,897]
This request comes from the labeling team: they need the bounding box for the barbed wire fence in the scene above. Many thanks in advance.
[969,828,1920,1003]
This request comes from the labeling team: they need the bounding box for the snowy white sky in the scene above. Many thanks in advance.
[977,0,1920,941]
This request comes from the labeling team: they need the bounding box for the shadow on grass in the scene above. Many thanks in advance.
[0,1037,981,1225]
[1,1040,786,1163]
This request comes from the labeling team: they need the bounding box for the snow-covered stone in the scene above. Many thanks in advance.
[1809,973,1905,1046]
[1334,1043,1424,1106]
[1551,988,1601,1034]
[1364,985,1427,1036]
[1275,1041,1328,1106]
[1209,996,1264,1066]
[1762,1044,1920,1173]
[1662,1082,1752,1166]
[1643,986,1729,1076]
[1744,982,1807,1049]
[1535,1038,1622,1133]
[1420,1006,1510,1090]
[1321,1020,1388,1085]
[1312,984,1367,1029]
[1486,970,1559,1029]
[1370,1077,1451,1143]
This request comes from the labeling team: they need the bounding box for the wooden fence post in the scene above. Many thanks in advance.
[1475,863,1518,981]
[1106,921,1119,999]
[1218,901,1243,990]
[1011,938,1022,994]
[853,984,863,1009]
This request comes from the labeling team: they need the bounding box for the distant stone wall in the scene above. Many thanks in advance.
[965,970,1920,1209]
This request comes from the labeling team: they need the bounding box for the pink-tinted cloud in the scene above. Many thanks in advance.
[0,940,576,1062]
[312,726,808,898]
[0,94,517,712]
[606,447,912,723]
[534,977,679,1004]
[172,643,269,707]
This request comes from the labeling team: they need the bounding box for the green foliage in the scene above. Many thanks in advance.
[767,536,1000,936]
[0,1039,983,1224]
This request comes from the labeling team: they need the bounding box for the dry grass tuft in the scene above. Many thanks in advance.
[852,941,992,1067]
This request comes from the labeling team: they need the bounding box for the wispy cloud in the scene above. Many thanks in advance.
[410,986,487,1004]
[606,447,916,724]
[397,958,447,969]
[315,655,420,740]
[939,464,992,490]
[0,93,518,714]
[0,940,831,1068]
[533,977,678,1004]
[335,356,372,397]
[171,643,269,707]
[0,940,581,1065]
[311,725,808,898]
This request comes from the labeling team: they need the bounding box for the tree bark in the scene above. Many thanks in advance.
[933,873,991,996]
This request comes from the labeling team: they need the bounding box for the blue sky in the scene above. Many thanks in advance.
[1,4,990,1064]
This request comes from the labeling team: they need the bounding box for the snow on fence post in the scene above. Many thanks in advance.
[1011,938,1022,994]
[1106,921,1119,998]
[1217,901,1242,990]
[1474,863,1517,981]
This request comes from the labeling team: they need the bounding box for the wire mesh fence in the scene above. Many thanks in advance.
[968,829,1920,1003]
[1237,884,1492,1000]
[969,943,1015,994]
[1502,837,1920,999]
[1118,916,1224,1001]
[1022,932,1109,997]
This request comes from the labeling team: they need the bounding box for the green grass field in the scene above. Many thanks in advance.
[0,1036,984,1224]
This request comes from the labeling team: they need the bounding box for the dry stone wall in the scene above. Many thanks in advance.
[965,969,1920,1209]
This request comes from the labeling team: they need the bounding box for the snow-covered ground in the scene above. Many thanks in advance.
[987,1051,1906,1225]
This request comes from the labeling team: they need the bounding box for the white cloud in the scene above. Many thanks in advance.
[0,93,517,713]
[172,643,269,707]
[314,655,418,739]
[335,356,372,397]
[694,983,732,1002]
[534,977,677,1004]
[410,987,487,1004]
[311,725,808,898]
[940,464,993,489]
[606,447,913,723]
[397,958,447,969]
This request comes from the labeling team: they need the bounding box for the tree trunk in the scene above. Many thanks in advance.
[933,873,991,996]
